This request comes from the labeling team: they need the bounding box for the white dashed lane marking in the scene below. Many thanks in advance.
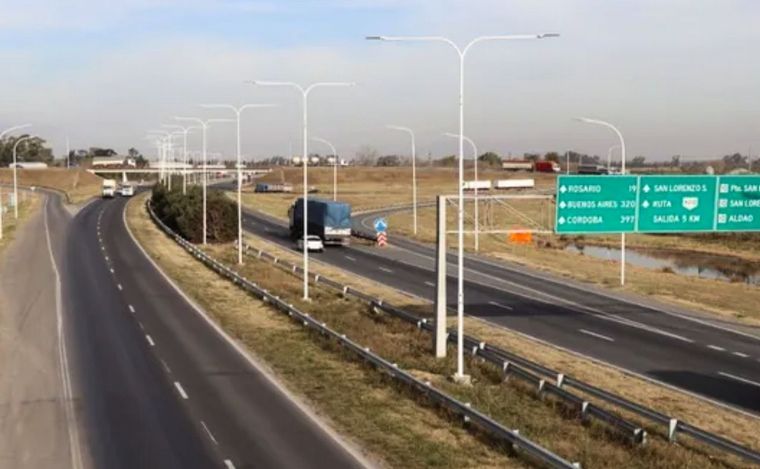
[488,301,513,311]
[718,372,760,388]
[424,281,435,287]
[174,381,189,399]
[378,267,393,274]
[128,305,135,313]
[579,329,615,342]
[732,352,749,358]
[344,256,356,262]
[707,345,726,352]
[145,335,155,347]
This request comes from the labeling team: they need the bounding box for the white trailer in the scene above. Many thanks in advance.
[463,180,492,191]
[495,179,535,190]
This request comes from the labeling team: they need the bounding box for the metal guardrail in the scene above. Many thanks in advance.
[146,201,581,469]
[238,241,760,466]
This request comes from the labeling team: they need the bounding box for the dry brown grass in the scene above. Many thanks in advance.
[0,191,40,259]
[386,205,760,325]
[242,229,760,461]
[126,192,520,469]
[245,166,555,220]
[0,168,102,204]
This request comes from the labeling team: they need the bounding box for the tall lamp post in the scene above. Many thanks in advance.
[444,132,480,251]
[202,104,275,265]
[607,144,621,172]
[368,33,558,380]
[174,117,234,245]
[12,135,32,218]
[386,125,418,235]
[163,124,200,195]
[310,136,339,201]
[250,80,355,300]
[0,124,31,140]
[577,117,627,286]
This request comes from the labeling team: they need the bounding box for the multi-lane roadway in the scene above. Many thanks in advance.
[2,190,368,469]
[240,204,760,415]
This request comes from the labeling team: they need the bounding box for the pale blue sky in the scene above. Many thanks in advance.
[1,0,760,162]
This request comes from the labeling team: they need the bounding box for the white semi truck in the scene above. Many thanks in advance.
[102,179,117,198]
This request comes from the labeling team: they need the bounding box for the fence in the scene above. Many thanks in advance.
[146,201,581,469]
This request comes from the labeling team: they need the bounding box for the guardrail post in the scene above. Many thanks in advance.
[556,373,565,388]
[502,361,511,382]
[668,418,678,443]
[434,195,447,358]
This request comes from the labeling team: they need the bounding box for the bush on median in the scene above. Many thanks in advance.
[151,184,236,243]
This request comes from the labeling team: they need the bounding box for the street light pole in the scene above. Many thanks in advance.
[369,33,558,380]
[201,104,274,265]
[163,124,200,195]
[175,117,234,245]
[607,144,621,172]
[311,136,339,201]
[12,136,32,219]
[250,80,355,300]
[445,132,480,251]
[577,117,627,286]
[386,125,418,235]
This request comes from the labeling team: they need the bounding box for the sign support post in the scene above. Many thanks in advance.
[434,195,448,358]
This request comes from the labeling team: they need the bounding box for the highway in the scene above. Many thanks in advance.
[39,191,367,469]
[240,205,760,415]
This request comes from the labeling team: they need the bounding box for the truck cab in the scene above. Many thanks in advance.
[102,179,117,198]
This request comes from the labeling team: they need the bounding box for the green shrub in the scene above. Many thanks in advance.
[151,184,236,243]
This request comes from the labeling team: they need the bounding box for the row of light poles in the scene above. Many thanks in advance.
[1,123,33,223]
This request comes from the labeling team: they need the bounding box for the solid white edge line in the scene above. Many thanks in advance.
[579,329,615,342]
[44,196,85,469]
[121,197,374,469]
[718,372,760,388]
[174,381,189,399]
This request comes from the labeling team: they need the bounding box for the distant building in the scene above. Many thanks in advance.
[9,162,48,169]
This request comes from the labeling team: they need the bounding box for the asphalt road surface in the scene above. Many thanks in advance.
[9,191,367,469]
[241,205,760,415]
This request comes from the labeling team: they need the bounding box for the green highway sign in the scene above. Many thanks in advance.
[555,176,638,233]
[716,175,760,231]
[637,175,716,233]
[555,175,760,234]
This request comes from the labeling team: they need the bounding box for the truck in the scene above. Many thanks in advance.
[502,160,534,171]
[101,179,117,198]
[534,161,561,173]
[288,197,352,246]
[577,164,609,175]
[255,182,294,193]
[463,180,492,191]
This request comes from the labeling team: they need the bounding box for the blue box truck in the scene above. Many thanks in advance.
[288,197,352,246]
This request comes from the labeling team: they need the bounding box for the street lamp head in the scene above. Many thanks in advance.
[575,117,593,124]
[538,33,560,39]
[365,36,385,41]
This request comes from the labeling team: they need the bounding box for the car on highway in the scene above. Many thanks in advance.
[296,235,324,252]
[119,184,135,197]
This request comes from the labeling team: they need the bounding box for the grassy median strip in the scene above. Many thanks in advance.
[126,192,518,469]
[132,191,754,469]
[239,228,760,467]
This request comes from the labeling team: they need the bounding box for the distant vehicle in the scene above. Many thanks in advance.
[463,180,492,191]
[495,179,535,190]
[502,160,534,171]
[534,161,561,173]
[118,183,135,197]
[10,162,48,169]
[296,235,324,252]
[288,197,352,246]
[577,164,609,175]
[255,182,294,193]
[101,179,117,198]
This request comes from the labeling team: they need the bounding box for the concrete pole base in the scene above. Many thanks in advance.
[451,373,472,386]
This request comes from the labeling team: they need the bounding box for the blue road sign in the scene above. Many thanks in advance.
[374,217,388,233]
